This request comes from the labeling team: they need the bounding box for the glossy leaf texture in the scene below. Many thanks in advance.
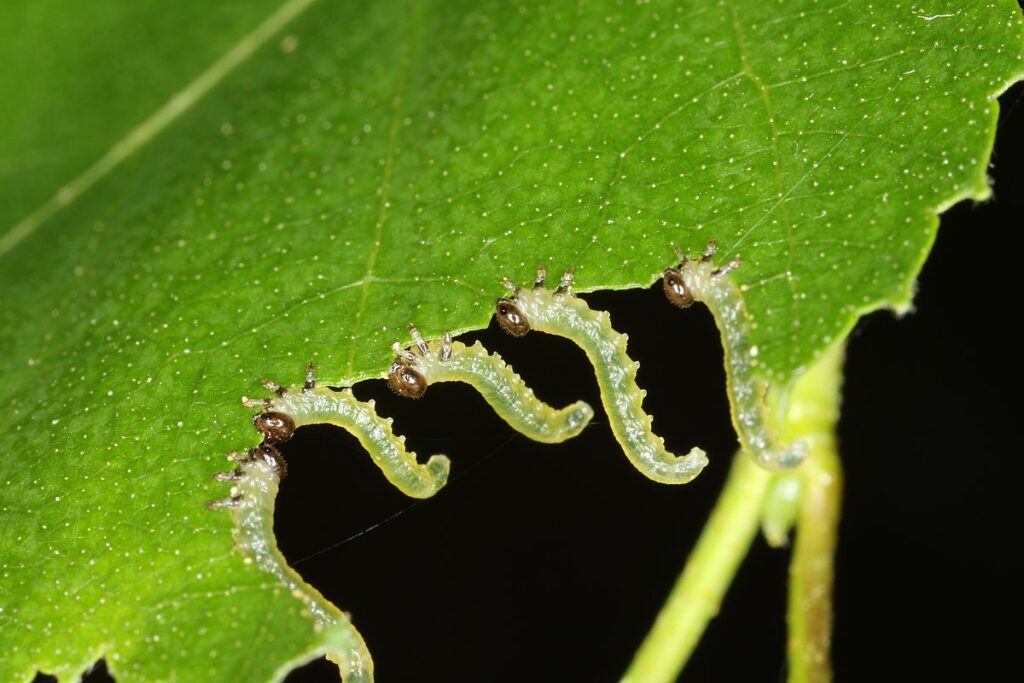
[1,1,1021,681]
[0,0,285,232]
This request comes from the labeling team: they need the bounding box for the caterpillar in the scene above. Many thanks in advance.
[387,325,594,443]
[207,452,375,681]
[494,268,708,484]
[238,363,450,498]
[207,367,380,681]
[662,241,808,470]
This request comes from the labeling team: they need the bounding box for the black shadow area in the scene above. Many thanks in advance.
[34,81,1023,683]
[280,84,1024,683]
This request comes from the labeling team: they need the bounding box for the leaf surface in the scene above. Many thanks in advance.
[0,0,285,232]
[1,0,1021,680]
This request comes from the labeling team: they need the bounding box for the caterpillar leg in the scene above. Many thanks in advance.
[663,242,808,470]
[209,366,378,681]
[209,445,375,681]
[251,363,450,498]
[388,325,594,443]
[495,269,708,484]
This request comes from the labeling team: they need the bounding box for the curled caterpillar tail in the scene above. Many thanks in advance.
[210,368,378,680]
[211,453,375,680]
[388,325,594,443]
[246,363,449,498]
[495,269,708,484]
[663,241,808,471]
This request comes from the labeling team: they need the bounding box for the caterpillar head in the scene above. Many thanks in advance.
[662,267,695,308]
[252,411,296,445]
[388,358,429,398]
[252,443,287,478]
[495,298,531,337]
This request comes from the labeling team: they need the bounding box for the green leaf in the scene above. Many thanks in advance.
[1,1,1021,680]
[0,0,285,233]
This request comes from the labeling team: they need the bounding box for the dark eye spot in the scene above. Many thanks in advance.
[253,411,296,444]
[662,269,694,308]
[495,299,531,336]
[388,362,428,398]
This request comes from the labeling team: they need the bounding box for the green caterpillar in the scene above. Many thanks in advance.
[208,364,391,682]
[494,268,708,484]
[237,363,449,498]
[208,450,374,682]
[388,325,594,443]
[662,241,807,470]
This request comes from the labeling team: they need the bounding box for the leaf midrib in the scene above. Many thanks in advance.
[0,0,322,261]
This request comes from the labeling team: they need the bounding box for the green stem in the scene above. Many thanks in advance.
[620,343,845,683]
[785,345,844,683]
[620,450,772,683]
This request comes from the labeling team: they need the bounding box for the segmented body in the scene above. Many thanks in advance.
[267,383,450,498]
[496,270,708,484]
[209,366,386,680]
[389,329,594,444]
[663,242,807,470]
[225,454,374,681]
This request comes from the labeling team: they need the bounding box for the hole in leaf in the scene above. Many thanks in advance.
[33,659,114,683]
[272,290,791,681]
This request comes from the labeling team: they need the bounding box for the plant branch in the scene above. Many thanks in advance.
[785,345,844,683]
[619,450,772,683]
[620,343,846,683]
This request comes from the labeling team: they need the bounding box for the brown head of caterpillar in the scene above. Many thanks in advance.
[662,241,743,309]
[252,411,296,445]
[662,243,703,308]
[495,299,531,337]
[662,267,694,308]
[207,441,287,509]
[388,358,428,398]
[495,271,537,336]
[495,265,575,335]
[388,332,430,398]
[250,443,287,478]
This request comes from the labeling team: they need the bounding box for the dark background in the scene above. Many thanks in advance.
[61,83,1021,683]
[277,80,1024,682]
